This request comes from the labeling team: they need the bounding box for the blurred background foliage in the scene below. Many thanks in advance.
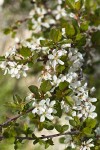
[0,0,100,149]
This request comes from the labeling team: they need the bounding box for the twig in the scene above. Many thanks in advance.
[0,107,34,127]
[0,130,79,141]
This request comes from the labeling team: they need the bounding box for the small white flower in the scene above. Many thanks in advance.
[53,5,67,20]
[58,0,63,4]
[48,49,66,70]
[80,139,94,150]
[95,127,100,136]
[40,65,52,81]
[0,60,29,79]
[5,46,16,58]
[26,93,34,101]
[90,87,96,94]
[88,105,97,119]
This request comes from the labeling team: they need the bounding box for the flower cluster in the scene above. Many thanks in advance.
[36,46,97,148]
[0,46,29,78]
[29,4,55,33]
[32,98,56,122]
[0,61,29,78]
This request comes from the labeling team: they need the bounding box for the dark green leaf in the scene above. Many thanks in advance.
[54,102,62,117]
[0,56,5,61]
[62,125,69,132]
[13,94,22,104]
[50,28,62,42]
[28,85,39,97]
[69,120,77,126]
[40,80,52,93]
[59,81,69,91]
[55,125,62,132]
[44,121,54,130]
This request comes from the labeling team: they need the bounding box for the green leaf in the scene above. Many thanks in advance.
[65,96,74,106]
[28,85,39,97]
[74,116,80,126]
[44,121,54,130]
[92,31,100,48]
[72,19,80,34]
[55,125,62,132]
[69,120,77,126]
[13,94,22,104]
[0,56,5,61]
[86,118,97,128]
[39,139,45,145]
[76,33,83,41]
[75,33,86,46]
[65,0,75,10]
[45,139,54,149]
[56,65,65,73]
[45,142,50,149]
[75,0,83,11]
[54,102,62,117]
[62,125,69,132]
[83,127,92,135]
[59,81,69,91]
[40,80,52,93]
[3,28,11,35]
[65,89,73,95]
[80,22,89,31]
[3,131,10,138]
[40,40,49,46]
[19,46,31,58]
[55,124,69,133]
[65,23,75,37]
[33,138,39,145]
[50,28,62,42]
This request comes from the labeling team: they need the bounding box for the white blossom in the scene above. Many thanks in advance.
[90,87,96,94]
[53,5,67,20]
[80,139,94,150]
[26,93,34,101]
[95,127,100,136]
[32,98,56,122]
[0,61,29,79]
[5,46,16,58]
[40,65,52,81]
[48,49,67,70]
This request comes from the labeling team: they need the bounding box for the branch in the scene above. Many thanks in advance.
[0,107,34,127]
[0,130,79,141]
